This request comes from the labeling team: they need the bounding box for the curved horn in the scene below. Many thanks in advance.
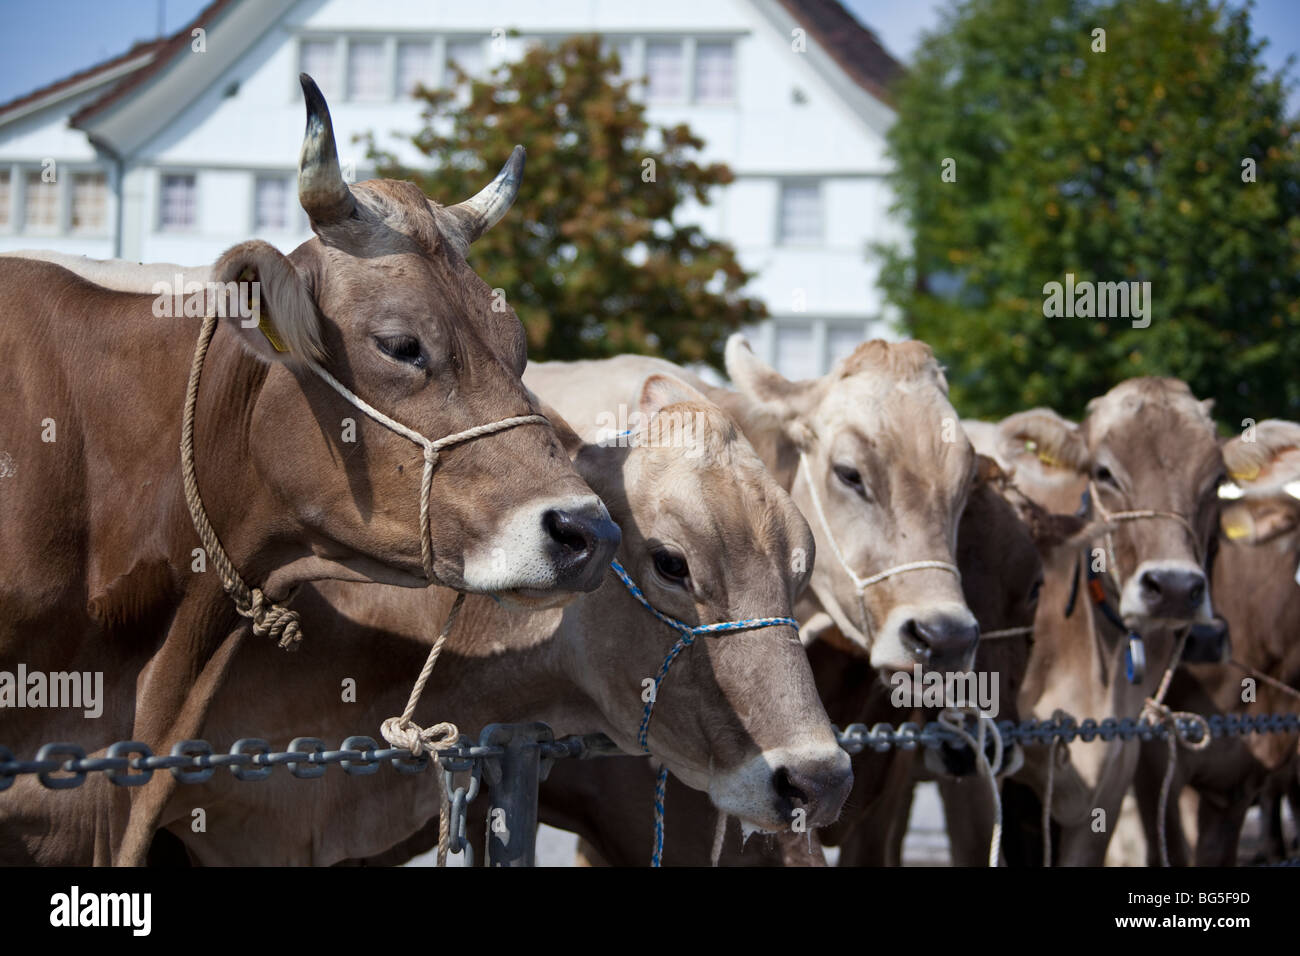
[444,145,526,249]
[297,73,355,226]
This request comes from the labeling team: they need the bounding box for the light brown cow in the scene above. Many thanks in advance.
[0,75,618,865]
[147,376,848,864]
[1001,380,1226,865]
[534,460,1052,866]
[1134,420,1300,865]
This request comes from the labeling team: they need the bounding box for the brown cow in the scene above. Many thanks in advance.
[533,459,1050,866]
[147,376,848,864]
[1000,380,1226,865]
[1134,420,1300,865]
[0,75,617,865]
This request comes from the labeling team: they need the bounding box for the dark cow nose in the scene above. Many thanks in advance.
[1182,616,1230,664]
[1138,568,1206,618]
[902,615,980,669]
[772,753,852,828]
[542,506,621,591]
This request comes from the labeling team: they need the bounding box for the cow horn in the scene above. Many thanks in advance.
[297,73,355,225]
[446,146,526,246]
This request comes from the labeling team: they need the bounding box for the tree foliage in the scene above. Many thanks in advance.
[878,0,1300,424]
[366,34,765,368]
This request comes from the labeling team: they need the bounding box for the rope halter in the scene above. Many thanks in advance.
[796,453,961,645]
[180,312,548,649]
[606,559,798,867]
[1086,480,1204,594]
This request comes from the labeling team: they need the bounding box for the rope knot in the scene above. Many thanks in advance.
[380,716,460,757]
[239,588,303,650]
[1143,698,1212,752]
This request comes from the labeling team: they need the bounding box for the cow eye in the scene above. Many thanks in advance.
[833,464,868,497]
[1094,465,1117,486]
[652,548,690,584]
[376,335,425,367]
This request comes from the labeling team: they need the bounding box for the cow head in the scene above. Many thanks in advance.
[568,375,850,831]
[207,75,617,602]
[1020,378,1222,629]
[725,335,978,676]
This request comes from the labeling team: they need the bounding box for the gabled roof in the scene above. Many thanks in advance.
[0,36,167,127]
[69,0,234,129]
[1,0,903,145]
[778,0,903,105]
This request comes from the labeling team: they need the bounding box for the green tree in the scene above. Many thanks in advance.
[878,0,1300,424]
[365,34,764,367]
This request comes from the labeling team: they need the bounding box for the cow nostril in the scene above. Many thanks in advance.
[543,509,592,557]
[900,619,930,659]
[1140,571,1162,596]
[1188,580,1205,606]
[773,766,809,814]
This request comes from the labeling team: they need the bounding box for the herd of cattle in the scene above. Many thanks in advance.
[1,76,1297,867]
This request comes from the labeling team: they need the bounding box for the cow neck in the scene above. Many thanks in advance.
[795,452,960,649]
[180,312,548,651]
[606,558,798,868]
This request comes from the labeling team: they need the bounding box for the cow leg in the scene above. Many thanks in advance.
[835,753,915,866]
[939,775,998,866]
[116,613,246,866]
[1193,791,1250,866]
[1134,739,1192,867]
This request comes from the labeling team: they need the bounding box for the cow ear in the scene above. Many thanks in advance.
[725,333,817,436]
[209,241,325,365]
[638,373,709,420]
[1223,419,1300,491]
[999,408,1089,475]
[1220,499,1299,546]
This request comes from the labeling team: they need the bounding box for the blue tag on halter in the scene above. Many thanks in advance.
[1125,632,1146,684]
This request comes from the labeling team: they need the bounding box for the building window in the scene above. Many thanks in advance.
[694,42,734,104]
[445,39,484,85]
[645,41,684,102]
[254,175,289,230]
[300,39,338,98]
[159,173,196,231]
[347,39,386,101]
[0,170,10,228]
[778,181,822,245]
[608,39,636,83]
[71,171,107,233]
[775,324,818,381]
[396,40,434,97]
[24,169,59,232]
[827,324,865,367]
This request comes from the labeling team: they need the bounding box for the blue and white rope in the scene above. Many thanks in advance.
[607,559,798,866]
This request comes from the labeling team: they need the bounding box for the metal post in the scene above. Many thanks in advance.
[479,723,554,867]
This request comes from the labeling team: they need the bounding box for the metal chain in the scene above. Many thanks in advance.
[4,712,1297,792]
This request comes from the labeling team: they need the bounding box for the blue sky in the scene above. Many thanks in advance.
[0,0,1296,110]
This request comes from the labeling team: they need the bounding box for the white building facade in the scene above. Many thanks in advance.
[0,0,905,379]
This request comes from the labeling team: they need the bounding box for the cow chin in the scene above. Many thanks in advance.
[706,745,852,833]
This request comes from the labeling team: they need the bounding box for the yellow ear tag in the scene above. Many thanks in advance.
[1229,466,1260,483]
[237,267,289,354]
[1222,520,1251,541]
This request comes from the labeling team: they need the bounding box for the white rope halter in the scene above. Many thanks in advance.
[796,453,961,644]
[311,365,548,582]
